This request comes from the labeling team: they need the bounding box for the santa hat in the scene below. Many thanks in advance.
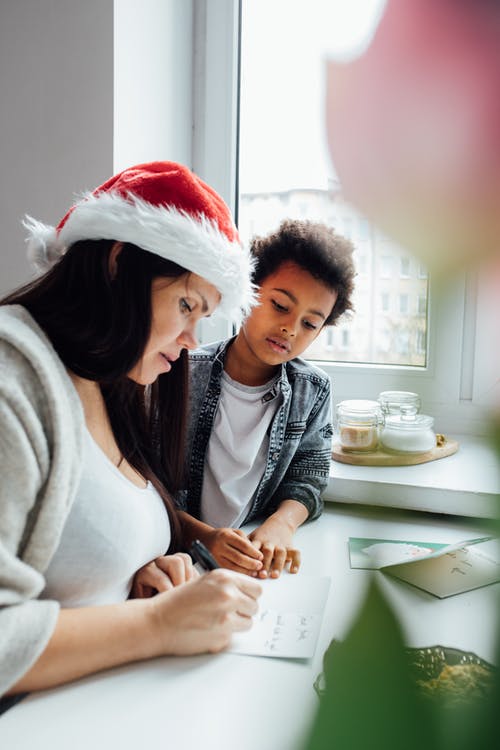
[24,161,256,321]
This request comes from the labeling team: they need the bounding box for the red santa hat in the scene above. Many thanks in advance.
[24,161,255,321]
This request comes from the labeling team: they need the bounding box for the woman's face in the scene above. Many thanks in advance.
[127,272,221,385]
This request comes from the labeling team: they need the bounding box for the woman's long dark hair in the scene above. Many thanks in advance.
[2,240,188,550]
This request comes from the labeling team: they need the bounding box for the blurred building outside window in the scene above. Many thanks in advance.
[238,0,428,367]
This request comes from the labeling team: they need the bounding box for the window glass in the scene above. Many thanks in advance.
[238,0,428,367]
[400,257,411,278]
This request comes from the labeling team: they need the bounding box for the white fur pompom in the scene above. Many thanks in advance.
[23,216,64,274]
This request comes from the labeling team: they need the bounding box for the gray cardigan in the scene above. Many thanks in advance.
[0,305,84,696]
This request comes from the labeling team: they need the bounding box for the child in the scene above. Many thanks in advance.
[176,219,356,578]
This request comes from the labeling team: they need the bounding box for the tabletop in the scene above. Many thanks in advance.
[1,504,498,750]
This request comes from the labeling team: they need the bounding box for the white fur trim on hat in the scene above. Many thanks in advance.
[24,216,62,274]
[24,192,256,322]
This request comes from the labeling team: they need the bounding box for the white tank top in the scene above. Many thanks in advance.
[41,429,171,607]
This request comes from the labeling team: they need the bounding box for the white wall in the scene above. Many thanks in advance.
[0,0,196,298]
[0,0,114,296]
[114,0,193,172]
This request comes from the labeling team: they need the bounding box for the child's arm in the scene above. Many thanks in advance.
[248,499,307,578]
[249,377,333,578]
[178,511,264,576]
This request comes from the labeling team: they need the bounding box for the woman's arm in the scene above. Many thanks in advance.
[8,568,261,695]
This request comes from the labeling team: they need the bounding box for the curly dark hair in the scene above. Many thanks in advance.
[250,219,356,325]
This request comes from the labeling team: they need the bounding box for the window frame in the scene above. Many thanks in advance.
[192,0,492,437]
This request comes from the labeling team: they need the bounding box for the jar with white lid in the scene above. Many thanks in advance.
[336,399,383,452]
[380,413,436,454]
[378,390,421,416]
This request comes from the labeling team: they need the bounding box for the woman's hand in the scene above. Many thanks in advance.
[150,569,262,655]
[130,552,198,598]
[11,568,262,693]
[204,527,264,576]
[248,516,301,579]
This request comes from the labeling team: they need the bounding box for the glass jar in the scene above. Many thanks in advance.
[378,390,421,416]
[336,400,383,452]
[380,413,436,454]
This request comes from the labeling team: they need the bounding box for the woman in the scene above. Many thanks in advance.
[0,161,261,698]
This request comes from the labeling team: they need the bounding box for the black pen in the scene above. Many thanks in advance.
[190,539,220,571]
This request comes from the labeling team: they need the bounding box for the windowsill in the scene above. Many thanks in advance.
[326,434,500,519]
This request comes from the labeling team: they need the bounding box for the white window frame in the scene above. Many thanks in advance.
[191,0,241,344]
[192,0,495,437]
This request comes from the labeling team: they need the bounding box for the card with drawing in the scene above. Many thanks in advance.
[229,575,331,659]
[348,536,500,598]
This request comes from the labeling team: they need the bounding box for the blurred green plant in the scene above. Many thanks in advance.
[306,578,439,749]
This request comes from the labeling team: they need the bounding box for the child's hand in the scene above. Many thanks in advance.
[130,552,199,598]
[248,517,301,579]
[205,527,264,577]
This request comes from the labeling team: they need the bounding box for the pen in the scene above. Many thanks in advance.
[189,539,220,571]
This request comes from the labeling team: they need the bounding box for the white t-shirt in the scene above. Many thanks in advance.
[200,371,280,528]
[41,429,171,607]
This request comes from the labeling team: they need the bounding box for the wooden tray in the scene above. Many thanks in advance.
[332,435,459,466]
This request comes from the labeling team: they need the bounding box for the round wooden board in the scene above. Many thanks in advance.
[332,436,459,466]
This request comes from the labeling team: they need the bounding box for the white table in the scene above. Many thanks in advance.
[1,504,498,750]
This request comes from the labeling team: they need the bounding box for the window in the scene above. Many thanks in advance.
[341,329,350,349]
[380,256,392,279]
[400,257,411,278]
[236,0,430,369]
[343,217,353,240]
[418,294,427,316]
[418,264,428,279]
[381,292,390,313]
[416,329,427,354]
[396,331,410,355]
[399,294,409,314]
[359,219,370,242]
[193,0,494,435]
[357,255,368,275]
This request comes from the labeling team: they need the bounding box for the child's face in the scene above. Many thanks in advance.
[241,262,337,365]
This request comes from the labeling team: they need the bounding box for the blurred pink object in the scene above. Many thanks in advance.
[326,0,500,272]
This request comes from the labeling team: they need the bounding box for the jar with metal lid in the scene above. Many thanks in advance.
[336,399,383,452]
[380,412,436,454]
[378,390,421,416]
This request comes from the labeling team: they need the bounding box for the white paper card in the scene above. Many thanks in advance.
[387,539,500,598]
[349,535,500,598]
[229,575,331,658]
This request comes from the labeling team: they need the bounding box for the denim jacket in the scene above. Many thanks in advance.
[176,338,333,525]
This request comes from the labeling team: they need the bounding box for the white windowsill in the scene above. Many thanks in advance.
[326,434,500,519]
